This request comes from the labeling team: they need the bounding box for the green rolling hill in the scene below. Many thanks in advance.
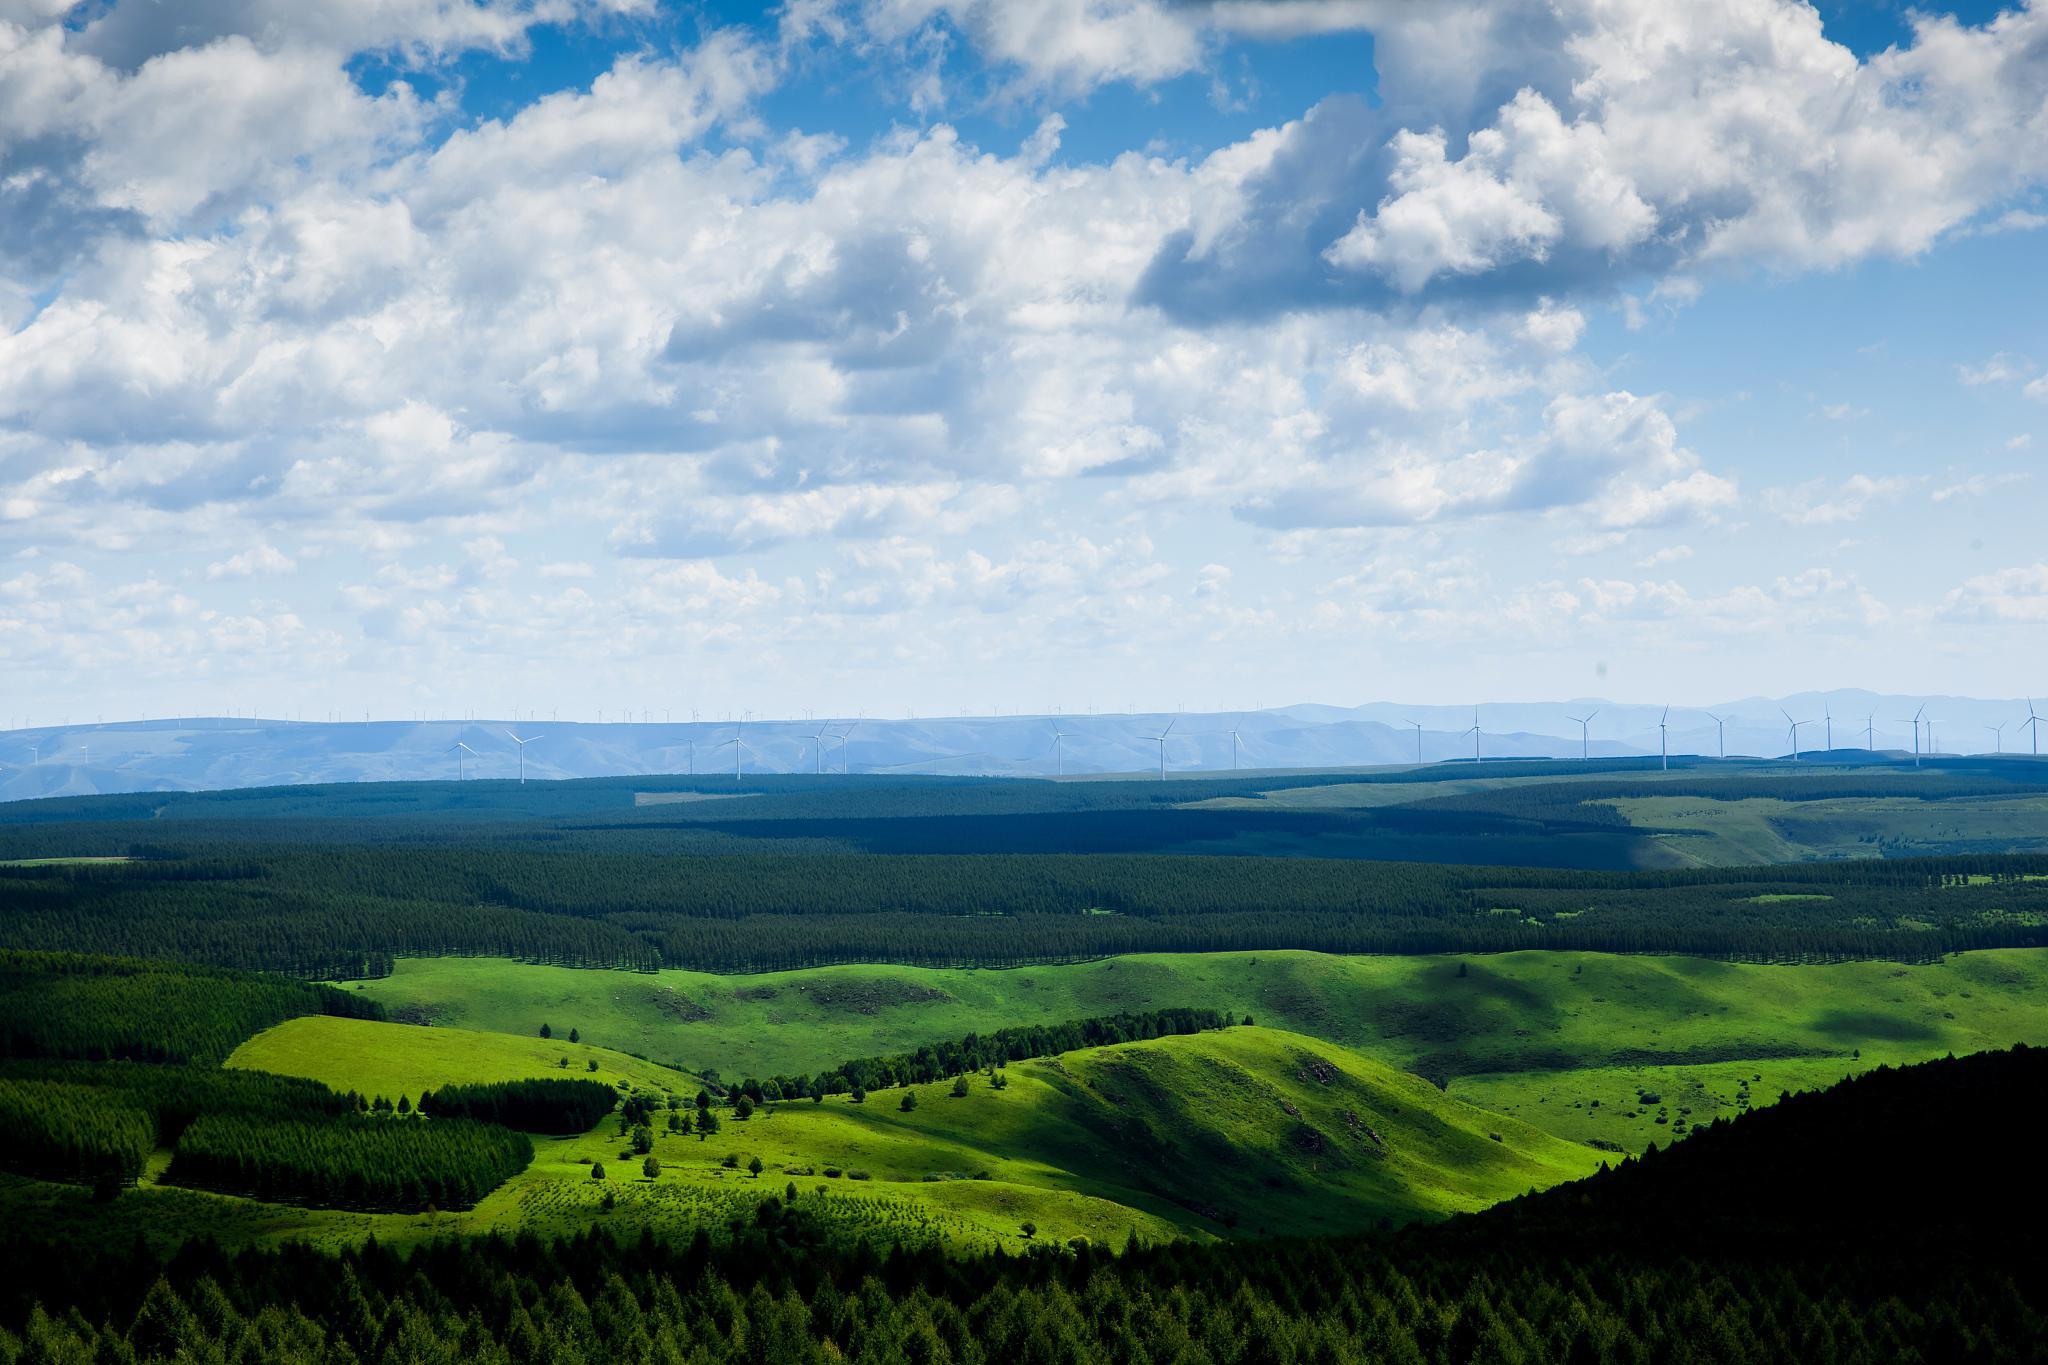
[215,1017,1600,1248]
[340,948,2048,1152]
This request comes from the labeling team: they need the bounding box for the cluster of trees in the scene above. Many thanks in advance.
[168,1113,533,1212]
[0,952,383,1065]
[0,1078,153,1189]
[722,1008,1234,1102]
[419,1079,619,1134]
[0,1060,367,1194]
[1,1047,2042,1365]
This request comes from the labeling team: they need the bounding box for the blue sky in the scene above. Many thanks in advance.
[1,0,2045,724]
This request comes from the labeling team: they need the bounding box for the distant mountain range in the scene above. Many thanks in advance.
[1,691,2041,799]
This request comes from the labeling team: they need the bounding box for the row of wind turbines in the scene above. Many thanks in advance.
[436,698,2047,785]
[1552,700,2046,770]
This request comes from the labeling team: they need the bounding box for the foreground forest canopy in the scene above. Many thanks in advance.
[2,1046,2041,1365]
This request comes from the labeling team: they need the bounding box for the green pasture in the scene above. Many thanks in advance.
[340,948,2048,1119]
[1608,794,2048,864]
[226,1015,691,1100]
[214,1021,1594,1248]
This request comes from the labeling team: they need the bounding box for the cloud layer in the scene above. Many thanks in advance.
[2,0,2045,714]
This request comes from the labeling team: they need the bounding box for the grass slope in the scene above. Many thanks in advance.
[226,1016,690,1100]
[341,948,2048,1153]
[1608,793,2048,864]
[213,1022,1597,1250]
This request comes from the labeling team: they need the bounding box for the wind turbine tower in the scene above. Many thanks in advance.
[1568,710,1598,761]
[1405,719,1423,765]
[2025,700,2042,757]
[1139,717,1177,780]
[1781,710,1807,762]
[1658,707,1669,771]
[507,732,539,784]
[451,741,477,780]
[1707,713,1726,759]
[1823,704,1833,753]
[711,723,750,783]
[1465,709,1481,763]
[1905,704,1927,767]
[809,721,833,775]
[1987,722,2006,755]
[1050,724,1068,776]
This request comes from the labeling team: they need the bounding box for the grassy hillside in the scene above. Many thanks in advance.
[342,949,2048,1153]
[226,1017,690,1100]
[218,1022,1597,1249]
[1608,793,2048,864]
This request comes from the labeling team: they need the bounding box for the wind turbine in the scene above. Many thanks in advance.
[1658,707,1669,770]
[1048,724,1069,776]
[1404,719,1423,765]
[1706,713,1727,759]
[451,741,477,780]
[1902,703,1927,767]
[507,732,539,784]
[1568,710,1599,761]
[1465,709,1481,763]
[1864,713,1875,750]
[2025,700,2042,757]
[1139,717,1176,780]
[1230,725,1255,772]
[1822,704,1833,754]
[713,724,750,783]
[1780,709,1808,762]
[1987,722,2006,755]
[809,721,833,775]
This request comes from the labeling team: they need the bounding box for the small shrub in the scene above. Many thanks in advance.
[899,1090,919,1113]
[642,1156,661,1179]
[823,1167,842,1178]
[590,1162,606,1180]
[847,1169,871,1181]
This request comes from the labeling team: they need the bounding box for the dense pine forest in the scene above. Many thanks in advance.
[0,952,385,1065]
[0,1060,355,1186]
[1,1047,2039,1365]
[6,845,2048,975]
[419,1078,625,1134]
[168,1112,534,1212]
[0,956,546,1211]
